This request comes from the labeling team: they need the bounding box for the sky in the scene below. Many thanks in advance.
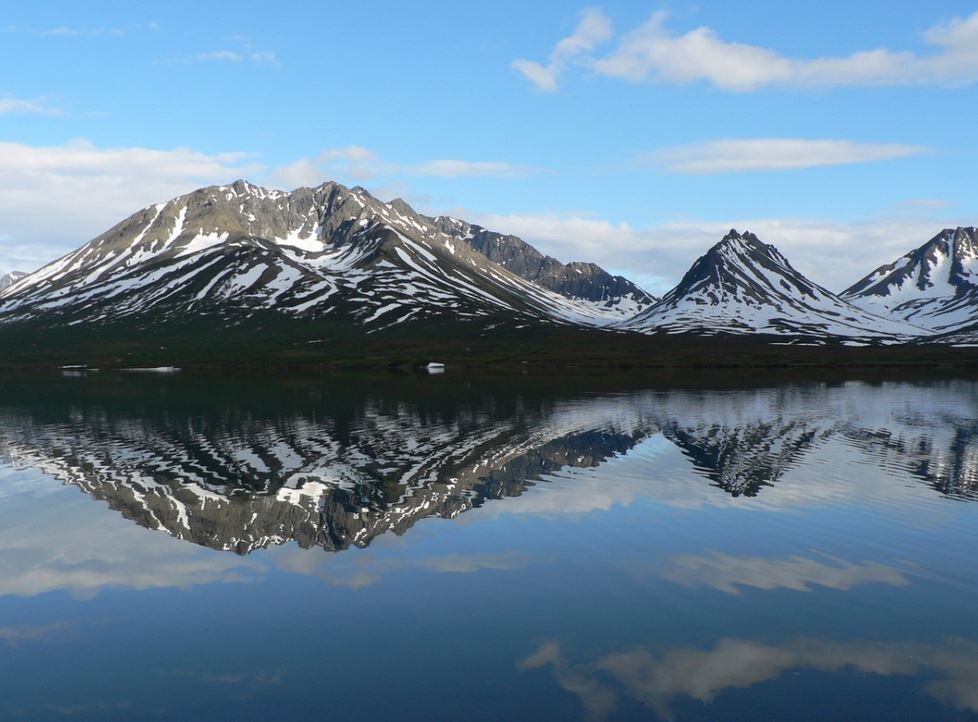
[1,0,977,293]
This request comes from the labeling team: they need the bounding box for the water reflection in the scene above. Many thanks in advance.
[2,375,978,720]
[522,637,978,720]
[1,378,978,558]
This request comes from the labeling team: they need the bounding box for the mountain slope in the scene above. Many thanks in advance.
[842,227,978,333]
[429,215,655,316]
[0,180,653,330]
[625,230,925,341]
[0,271,25,291]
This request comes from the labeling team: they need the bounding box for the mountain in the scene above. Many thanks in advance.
[625,230,924,341]
[0,180,653,331]
[0,271,25,291]
[842,227,978,333]
[429,215,655,316]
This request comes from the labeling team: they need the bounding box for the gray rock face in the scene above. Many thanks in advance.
[0,180,654,328]
[430,215,656,310]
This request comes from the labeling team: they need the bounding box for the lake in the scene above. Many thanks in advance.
[1,371,977,721]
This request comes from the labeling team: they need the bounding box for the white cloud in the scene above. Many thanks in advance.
[197,49,244,62]
[651,138,928,173]
[463,210,954,294]
[0,94,64,115]
[0,139,260,273]
[413,159,530,177]
[512,7,613,90]
[526,8,978,91]
[40,26,126,38]
[0,139,531,276]
[166,34,278,66]
[189,49,278,64]
[268,146,532,189]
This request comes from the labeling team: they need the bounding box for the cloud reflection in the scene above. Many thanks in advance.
[655,551,911,595]
[523,637,978,719]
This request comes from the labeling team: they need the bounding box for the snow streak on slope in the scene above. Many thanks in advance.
[625,230,926,341]
[0,180,651,329]
[843,227,978,333]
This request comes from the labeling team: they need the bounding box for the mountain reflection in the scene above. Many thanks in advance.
[2,377,978,554]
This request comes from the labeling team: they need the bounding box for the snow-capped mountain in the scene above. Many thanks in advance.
[843,227,978,333]
[625,230,925,341]
[0,271,25,291]
[0,180,654,329]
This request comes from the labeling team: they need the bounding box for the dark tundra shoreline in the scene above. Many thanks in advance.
[1,313,977,372]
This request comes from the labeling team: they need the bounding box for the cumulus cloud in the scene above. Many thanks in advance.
[520,8,978,91]
[464,210,953,294]
[0,139,259,273]
[650,138,928,173]
[512,7,613,90]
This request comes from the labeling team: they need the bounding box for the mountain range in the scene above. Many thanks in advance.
[0,178,976,363]
[2,378,975,555]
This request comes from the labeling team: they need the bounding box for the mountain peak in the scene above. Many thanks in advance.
[706,229,789,271]
[626,229,918,339]
[843,226,978,331]
[0,177,653,329]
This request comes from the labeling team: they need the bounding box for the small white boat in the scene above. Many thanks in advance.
[425,362,445,374]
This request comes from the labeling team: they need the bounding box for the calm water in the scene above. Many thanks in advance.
[2,373,978,721]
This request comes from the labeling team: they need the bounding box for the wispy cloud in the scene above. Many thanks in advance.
[512,7,613,91]
[167,34,278,66]
[0,94,65,116]
[175,49,278,65]
[655,551,910,595]
[269,145,534,188]
[413,159,531,177]
[191,49,277,64]
[650,138,928,173]
[40,25,126,38]
[516,8,978,91]
[0,622,70,643]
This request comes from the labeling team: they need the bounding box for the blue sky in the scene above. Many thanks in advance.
[1,1,977,292]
